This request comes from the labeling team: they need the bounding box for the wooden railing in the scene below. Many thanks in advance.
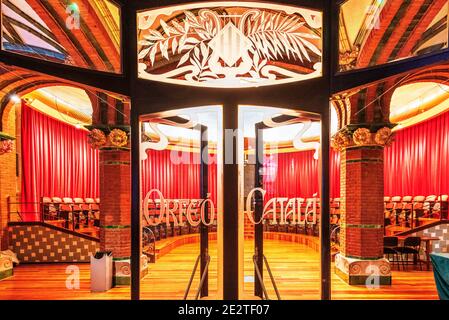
[7,196,99,239]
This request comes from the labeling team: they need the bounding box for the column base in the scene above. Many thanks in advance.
[113,255,149,286]
[335,254,392,285]
[0,256,13,281]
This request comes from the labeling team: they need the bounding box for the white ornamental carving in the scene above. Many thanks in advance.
[137,4,322,88]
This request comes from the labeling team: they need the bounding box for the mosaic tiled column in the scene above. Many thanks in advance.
[333,128,393,285]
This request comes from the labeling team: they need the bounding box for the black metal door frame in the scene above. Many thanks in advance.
[6,0,445,301]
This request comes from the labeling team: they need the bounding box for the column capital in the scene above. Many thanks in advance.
[0,132,15,156]
[86,125,131,150]
[331,125,394,151]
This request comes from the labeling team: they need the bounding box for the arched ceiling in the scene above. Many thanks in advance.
[23,85,93,126]
[390,82,449,129]
[0,1,449,133]
[336,0,449,129]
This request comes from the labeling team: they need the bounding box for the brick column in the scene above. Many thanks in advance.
[0,147,15,252]
[333,128,393,285]
[0,105,17,280]
[99,149,132,285]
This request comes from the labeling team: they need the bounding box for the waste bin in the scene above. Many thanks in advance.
[90,251,113,292]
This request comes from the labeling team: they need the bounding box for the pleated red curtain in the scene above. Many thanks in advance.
[21,102,99,221]
[21,100,448,222]
[263,149,341,199]
[141,149,218,203]
[384,111,449,197]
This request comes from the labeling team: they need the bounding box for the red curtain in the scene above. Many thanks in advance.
[141,149,217,203]
[263,149,341,199]
[21,102,99,221]
[384,111,449,197]
[263,110,449,200]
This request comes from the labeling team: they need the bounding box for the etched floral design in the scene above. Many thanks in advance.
[137,6,322,87]
[0,140,14,155]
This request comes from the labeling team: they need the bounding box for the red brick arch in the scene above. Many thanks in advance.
[0,71,96,133]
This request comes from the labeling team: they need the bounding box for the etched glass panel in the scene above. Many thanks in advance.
[139,106,223,299]
[238,106,323,299]
[137,2,323,88]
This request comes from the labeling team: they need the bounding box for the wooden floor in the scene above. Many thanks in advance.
[0,239,438,300]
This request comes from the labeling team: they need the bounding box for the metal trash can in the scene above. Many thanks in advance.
[90,251,113,292]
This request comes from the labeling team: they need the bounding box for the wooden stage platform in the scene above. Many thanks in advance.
[0,237,439,300]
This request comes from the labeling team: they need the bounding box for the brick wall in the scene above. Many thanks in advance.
[0,104,17,250]
[99,149,131,259]
[340,146,384,259]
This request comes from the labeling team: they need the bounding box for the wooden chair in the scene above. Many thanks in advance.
[384,197,395,226]
[391,196,402,225]
[438,195,449,220]
[85,198,100,227]
[412,196,425,227]
[51,197,70,228]
[72,198,85,229]
[62,197,76,230]
[384,236,401,270]
[41,197,56,221]
[395,236,423,271]
[402,196,413,226]
[423,195,437,217]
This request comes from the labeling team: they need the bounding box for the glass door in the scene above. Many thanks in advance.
[239,106,323,300]
[139,106,223,300]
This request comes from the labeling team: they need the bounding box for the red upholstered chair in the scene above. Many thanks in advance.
[51,197,68,229]
[424,195,437,214]
[295,198,306,234]
[434,195,449,220]
[73,198,86,228]
[384,197,395,226]
[391,196,402,226]
[277,206,288,233]
[401,196,414,227]
[304,197,318,236]
[62,198,76,230]
[79,198,92,227]
[51,197,62,205]
[412,196,425,227]
[85,198,100,227]
[41,197,56,221]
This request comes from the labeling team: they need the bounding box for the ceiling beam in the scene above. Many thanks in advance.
[332,49,449,94]
[0,51,129,96]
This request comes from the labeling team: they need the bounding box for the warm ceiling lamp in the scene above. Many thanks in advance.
[9,94,21,104]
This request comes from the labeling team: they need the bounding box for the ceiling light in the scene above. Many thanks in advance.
[10,94,21,104]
